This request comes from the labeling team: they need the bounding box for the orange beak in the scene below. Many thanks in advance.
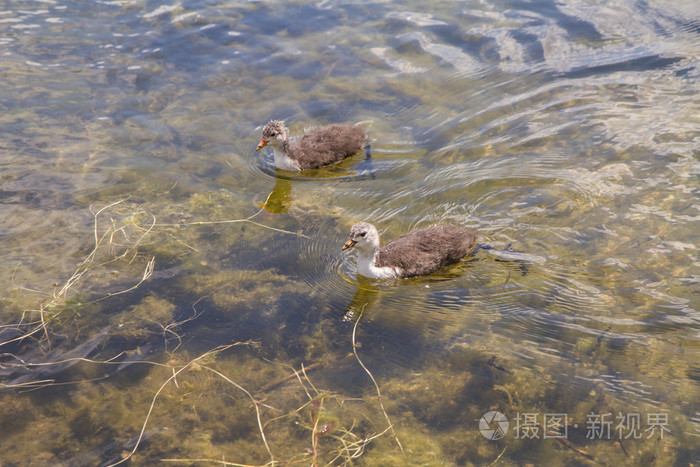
[342,239,356,251]
[256,138,267,151]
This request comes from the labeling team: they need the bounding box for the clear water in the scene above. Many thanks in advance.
[0,0,698,465]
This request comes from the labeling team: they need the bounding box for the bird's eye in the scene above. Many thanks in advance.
[269,131,277,137]
[359,232,366,237]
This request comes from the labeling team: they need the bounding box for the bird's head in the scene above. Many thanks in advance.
[256,120,288,151]
[343,222,380,252]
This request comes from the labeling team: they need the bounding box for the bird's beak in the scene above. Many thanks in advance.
[256,138,267,151]
[342,238,356,251]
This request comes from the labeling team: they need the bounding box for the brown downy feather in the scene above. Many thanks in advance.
[288,125,365,169]
[375,224,478,277]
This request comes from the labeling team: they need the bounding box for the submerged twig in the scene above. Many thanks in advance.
[90,256,155,303]
[155,191,309,239]
[487,444,509,466]
[107,341,259,467]
[1,200,157,351]
[0,351,171,391]
[162,458,273,467]
[538,422,593,460]
[351,305,404,455]
[258,361,323,394]
[202,365,275,464]
[553,435,593,460]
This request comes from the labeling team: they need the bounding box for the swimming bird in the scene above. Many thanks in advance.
[256,120,366,170]
[342,222,478,279]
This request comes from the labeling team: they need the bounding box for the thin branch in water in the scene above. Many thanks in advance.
[106,342,259,467]
[155,192,309,239]
[200,365,275,465]
[352,306,404,455]
[257,360,322,397]
[162,458,274,467]
[39,305,51,350]
[300,362,320,398]
[90,256,155,304]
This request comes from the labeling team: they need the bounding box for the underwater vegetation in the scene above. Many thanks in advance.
[1,193,696,465]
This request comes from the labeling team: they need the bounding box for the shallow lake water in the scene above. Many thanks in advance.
[1,0,699,465]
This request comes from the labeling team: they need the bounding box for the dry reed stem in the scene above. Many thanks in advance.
[107,341,261,467]
[126,351,398,466]
[162,458,274,467]
[487,444,509,466]
[201,365,276,463]
[258,350,399,464]
[91,256,155,304]
[351,305,404,455]
[39,304,50,350]
[3,192,301,352]
[257,360,322,396]
[2,200,156,351]
[2,187,320,360]
[1,197,403,464]
[0,353,172,391]
[155,191,309,239]
[300,362,321,397]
